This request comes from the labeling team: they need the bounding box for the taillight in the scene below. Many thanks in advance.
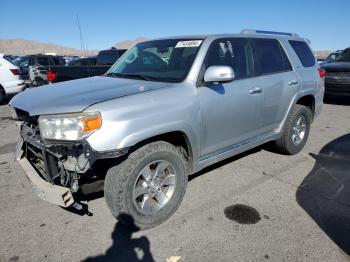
[10,69,20,75]
[47,70,57,82]
[318,68,326,78]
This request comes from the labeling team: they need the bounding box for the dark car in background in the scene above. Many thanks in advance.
[14,54,66,85]
[322,48,350,96]
[37,48,127,85]
[319,50,343,66]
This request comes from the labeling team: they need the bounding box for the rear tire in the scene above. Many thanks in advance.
[0,87,5,105]
[274,104,312,155]
[32,78,45,87]
[104,141,188,230]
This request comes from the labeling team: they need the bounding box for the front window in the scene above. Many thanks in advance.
[107,39,203,83]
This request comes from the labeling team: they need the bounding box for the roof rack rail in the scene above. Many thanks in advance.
[240,29,300,38]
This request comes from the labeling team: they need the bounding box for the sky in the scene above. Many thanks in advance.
[1,0,349,51]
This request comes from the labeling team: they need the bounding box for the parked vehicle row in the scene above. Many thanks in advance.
[9,48,126,87]
[10,30,324,229]
[43,48,126,84]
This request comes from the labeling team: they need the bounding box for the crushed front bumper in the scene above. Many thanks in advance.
[18,157,74,207]
[14,116,128,208]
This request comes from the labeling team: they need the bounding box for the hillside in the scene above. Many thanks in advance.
[0,39,97,56]
[0,37,150,56]
[114,36,149,49]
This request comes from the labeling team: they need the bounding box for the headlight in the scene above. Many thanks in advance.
[38,112,102,141]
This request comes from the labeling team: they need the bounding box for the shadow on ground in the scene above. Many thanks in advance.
[296,133,350,255]
[324,94,350,106]
[189,147,262,181]
[82,214,155,262]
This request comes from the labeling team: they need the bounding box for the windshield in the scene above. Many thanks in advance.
[334,49,350,62]
[107,39,203,83]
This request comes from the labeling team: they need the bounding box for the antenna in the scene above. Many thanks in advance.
[75,14,92,78]
[76,14,86,57]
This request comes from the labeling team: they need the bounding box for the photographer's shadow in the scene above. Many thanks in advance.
[296,133,350,255]
[83,214,154,262]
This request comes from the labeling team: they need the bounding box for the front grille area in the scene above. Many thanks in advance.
[14,109,59,182]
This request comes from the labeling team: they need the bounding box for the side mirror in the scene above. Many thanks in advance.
[204,66,235,83]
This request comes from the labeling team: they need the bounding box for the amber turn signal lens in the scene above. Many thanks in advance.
[82,114,102,132]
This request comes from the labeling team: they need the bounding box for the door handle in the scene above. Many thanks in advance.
[249,87,262,95]
[288,80,299,86]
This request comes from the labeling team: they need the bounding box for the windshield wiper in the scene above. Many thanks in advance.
[105,72,178,82]
[106,73,161,81]
[105,72,120,77]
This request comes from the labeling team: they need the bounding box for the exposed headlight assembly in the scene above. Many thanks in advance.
[38,112,102,141]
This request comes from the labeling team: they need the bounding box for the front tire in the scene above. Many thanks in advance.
[274,104,312,155]
[104,141,188,230]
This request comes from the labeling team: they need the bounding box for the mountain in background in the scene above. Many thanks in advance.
[0,37,331,58]
[0,39,96,56]
[114,36,149,49]
[0,37,149,56]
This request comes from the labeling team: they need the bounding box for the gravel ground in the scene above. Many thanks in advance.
[0,96,350,262]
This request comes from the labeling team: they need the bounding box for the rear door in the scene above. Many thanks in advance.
[251,38,300,134]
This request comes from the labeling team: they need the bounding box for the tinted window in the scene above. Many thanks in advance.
[289,40,315,67]
[205,38,251,79]
[50,56,65,65]
[71,59,83,66]
[97,50,119,65]
[253,39,292,75]
[18,57,29,67]
[36,57,49,66]
[334,48,350,63]
[29,56,35,65]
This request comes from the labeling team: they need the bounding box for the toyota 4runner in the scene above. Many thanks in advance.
[10,29,324,229]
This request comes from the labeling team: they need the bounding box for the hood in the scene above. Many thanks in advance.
[321,62,350,72]
[10,76,169,116]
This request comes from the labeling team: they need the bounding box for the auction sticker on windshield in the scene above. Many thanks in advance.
[175,40,202,48]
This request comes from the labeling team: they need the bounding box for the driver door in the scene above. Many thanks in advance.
[197,38,262,157]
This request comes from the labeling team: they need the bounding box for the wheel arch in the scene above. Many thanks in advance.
[296,95,315,120]
[127,130,195,174]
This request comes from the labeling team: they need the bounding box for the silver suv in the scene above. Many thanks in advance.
[10,30,324,229]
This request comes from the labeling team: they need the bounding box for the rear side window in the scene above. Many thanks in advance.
[50,56,65,65]
[252,38,292,76]
[117,49,127,57]
[36,57,49,66]
[97,51,119,65]
[289,40,315,67]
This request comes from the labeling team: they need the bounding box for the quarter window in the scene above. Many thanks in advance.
[253,39,292,76]
[205,38,251,79]
[289,40,315,67]
[36,57,49,66]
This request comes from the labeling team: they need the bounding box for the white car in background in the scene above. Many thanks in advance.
[0,54,25,104]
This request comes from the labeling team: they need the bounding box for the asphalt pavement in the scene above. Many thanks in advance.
[0,96,350,262]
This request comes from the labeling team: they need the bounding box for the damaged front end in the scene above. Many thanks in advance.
[14,108,127,207]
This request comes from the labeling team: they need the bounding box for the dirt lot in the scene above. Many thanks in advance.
[0,97,350,262]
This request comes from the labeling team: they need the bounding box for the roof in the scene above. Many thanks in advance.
[146,30,305,43]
